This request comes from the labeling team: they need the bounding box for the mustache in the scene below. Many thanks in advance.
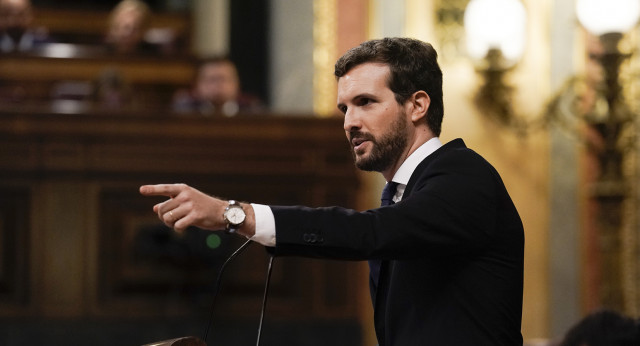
[348,130,375,145]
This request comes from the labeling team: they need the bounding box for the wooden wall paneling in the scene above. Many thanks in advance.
[38,180,89,317]
[0,185,31,312]
[0,111,364,324]
[0,54,195,109]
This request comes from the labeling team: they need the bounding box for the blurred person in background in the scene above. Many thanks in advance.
[92,67,134,109]
[0,0,49,53]
[172,56,263,117]
[105,0,153,54]
[558,309,640,346]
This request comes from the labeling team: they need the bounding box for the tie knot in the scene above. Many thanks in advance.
[381,181,398,206]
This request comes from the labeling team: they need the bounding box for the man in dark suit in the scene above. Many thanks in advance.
[0,0,49,53]
[141,37,524,345]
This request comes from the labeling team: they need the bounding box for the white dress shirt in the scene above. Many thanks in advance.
[1,32,37,52]
[250,137,443,247]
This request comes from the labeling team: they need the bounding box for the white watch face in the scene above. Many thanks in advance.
[225,206,245,225]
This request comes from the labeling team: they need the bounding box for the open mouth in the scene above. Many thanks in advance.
[349,131,374,153]
[351,135,372,154]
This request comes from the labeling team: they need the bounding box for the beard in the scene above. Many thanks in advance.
[349,110,408,172]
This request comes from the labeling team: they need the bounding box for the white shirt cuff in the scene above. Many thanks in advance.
[250,203,276,247]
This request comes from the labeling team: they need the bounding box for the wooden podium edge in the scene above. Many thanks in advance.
[141,336,206,346]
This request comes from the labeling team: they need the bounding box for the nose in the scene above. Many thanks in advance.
[343,108,361,133]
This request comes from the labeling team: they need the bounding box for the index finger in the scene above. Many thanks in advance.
[139,184,182,197]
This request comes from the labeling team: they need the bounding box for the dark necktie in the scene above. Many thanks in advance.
[380,181,398,207]
[369,181,398,288]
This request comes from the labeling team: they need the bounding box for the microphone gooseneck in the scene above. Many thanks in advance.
[202,238,253,343]
[255,254,275,346]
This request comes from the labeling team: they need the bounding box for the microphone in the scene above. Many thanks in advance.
[143,236,277,346]
[202,239,253,342]
[142,239,253,346]
[256,254,275,345]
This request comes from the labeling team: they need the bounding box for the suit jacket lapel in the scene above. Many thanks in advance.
[404,138,466,198]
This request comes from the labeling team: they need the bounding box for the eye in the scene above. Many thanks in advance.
[337,105,347,114]
[357,97,374,106]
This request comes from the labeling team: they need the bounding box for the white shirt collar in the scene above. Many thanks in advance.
[1,32,35,52]
[386,137,441,202]
[391,137,442,186]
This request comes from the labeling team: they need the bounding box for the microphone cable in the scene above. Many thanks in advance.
[202,238,253,343]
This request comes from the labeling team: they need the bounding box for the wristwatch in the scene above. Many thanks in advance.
[223,200,246,233]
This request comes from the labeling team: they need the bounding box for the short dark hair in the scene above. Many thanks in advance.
[559,309,640,346]
[195,55,239,83]
[334,37,444,136]
[197,55,237,72]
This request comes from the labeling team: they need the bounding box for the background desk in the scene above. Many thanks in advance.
[0,110,367,345]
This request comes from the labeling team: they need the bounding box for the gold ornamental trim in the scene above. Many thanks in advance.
[313,0,337,117]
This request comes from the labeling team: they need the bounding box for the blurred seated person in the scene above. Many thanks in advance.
[104,0,154,55]
[92,67,134,109]
[0,0,49,53]
[49,68,135,112]
[172,56,264,117]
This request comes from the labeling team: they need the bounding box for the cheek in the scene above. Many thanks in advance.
[371,106,395,129]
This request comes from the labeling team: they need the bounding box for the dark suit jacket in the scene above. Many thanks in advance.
[270,138,524,345]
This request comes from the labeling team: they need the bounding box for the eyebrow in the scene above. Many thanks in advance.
[340,92,376,104]
[336,92,377,112]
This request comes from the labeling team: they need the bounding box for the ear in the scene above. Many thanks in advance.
[408,90,430,123]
